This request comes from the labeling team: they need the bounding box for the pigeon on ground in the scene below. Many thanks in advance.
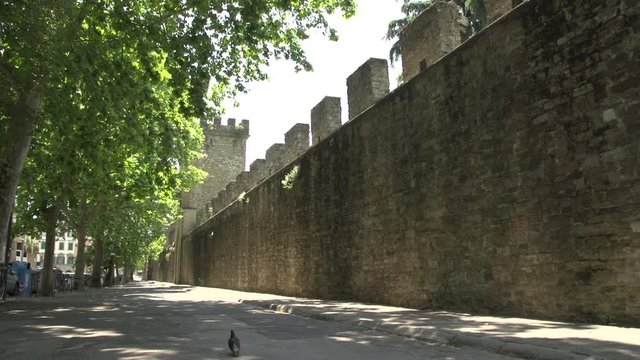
[228,330,240,357]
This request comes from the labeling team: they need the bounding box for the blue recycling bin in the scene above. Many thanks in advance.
[13,261,32,297]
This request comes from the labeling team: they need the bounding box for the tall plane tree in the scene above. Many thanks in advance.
[0,0,356,261]
[16,62,206,292]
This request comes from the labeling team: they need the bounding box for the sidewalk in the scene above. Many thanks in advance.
[214,288,640,360]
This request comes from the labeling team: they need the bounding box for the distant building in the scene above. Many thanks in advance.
[33,232,79,272]
[11,235,36,265]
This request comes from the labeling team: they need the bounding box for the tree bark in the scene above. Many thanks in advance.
[0,85,43,264]
[123,266,134,284]
[41,205,58,297]
[91,235,104,287]
[105,254,115,286]
[73,226,88,290]
[66,199,103,290]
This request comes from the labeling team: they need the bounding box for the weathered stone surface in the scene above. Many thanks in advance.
[181,118,249,210]
[167,0,640,325]
[485,0,515,23]
[284,123,310,161]
[247,159,268,188]
[399,1,466,81]
[266,143,287,176]
[204,124,310,220]
[311,96,342,145]
[347,58,389,120]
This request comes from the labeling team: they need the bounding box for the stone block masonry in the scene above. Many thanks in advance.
[485,0,517,23]
[311,96,342,145]
[399,1,467,82]
[347,58,390,120]
[195,123,311,224]
[181,118,249,211]
[172,0,640,325]
[284,124,310,156]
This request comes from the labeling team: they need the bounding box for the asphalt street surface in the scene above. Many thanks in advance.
[0,282,519,359]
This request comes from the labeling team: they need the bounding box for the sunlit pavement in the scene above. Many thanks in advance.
[151,283,640,360]
[0,281,519,359]
[235,291,640,360]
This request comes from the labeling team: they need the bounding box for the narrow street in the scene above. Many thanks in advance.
[0,282,517,359]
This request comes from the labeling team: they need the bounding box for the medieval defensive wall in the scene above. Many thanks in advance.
[153,0,640,325]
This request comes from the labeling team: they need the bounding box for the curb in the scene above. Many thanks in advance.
[240,300,604,360]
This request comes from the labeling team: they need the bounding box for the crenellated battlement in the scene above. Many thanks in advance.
[399,1,466,82]
[285,124,310,150]
[188,0,527,227]
[311,96,342,145]
[180,0,528,233]
[161,0,640,325]
[399,0,522,82]
[181,117,249,222]
[346,58,390,120]
[192,1,522,226]
[197,123,311,223]
[266,143,287,175]
[202,118,250,138]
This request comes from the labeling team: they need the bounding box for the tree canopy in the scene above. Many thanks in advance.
[0,0,356,269]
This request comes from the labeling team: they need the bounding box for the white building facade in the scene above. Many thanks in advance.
[35,232,78,272]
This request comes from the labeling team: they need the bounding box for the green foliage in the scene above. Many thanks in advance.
[596,313,616,326]
[237,191,250,204]
[281,165,300,190]
[96,199,178,270]
[3,0,356,271]
[1,0,356,268]
[417,273,428,289]
[148,236,166,263]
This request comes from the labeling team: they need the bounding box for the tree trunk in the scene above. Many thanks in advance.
[91,235,104,288]
[123,266,134,284]
[105,254,115,286]
[73,227,88,290]
[0,85,43,264]
[143,258,149,281]
[41,205,58,297]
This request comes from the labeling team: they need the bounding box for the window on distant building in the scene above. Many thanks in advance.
[68,242,74,251]
[67,256,75,265]
[55,256,65,265]
[40,242,46,250]
[58,242,64,250]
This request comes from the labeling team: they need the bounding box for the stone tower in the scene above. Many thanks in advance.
[182,118,250,212]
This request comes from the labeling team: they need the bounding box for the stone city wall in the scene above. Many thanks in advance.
[181,118,249,211]
[166,0,639,324]
[196,123,311,225]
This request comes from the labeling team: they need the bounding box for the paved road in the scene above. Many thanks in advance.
[0,282,518,359]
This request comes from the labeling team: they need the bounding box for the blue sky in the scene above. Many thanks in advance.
[223,1,404,168]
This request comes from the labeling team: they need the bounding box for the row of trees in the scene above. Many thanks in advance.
[1,0,356,294]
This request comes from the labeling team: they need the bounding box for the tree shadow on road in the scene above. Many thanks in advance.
[0,282,474,360]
